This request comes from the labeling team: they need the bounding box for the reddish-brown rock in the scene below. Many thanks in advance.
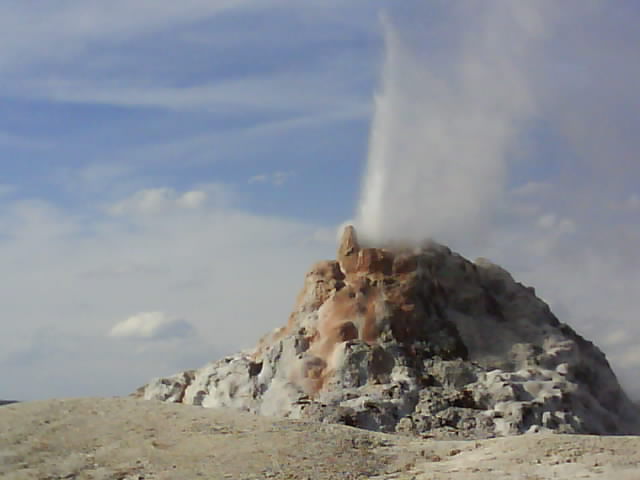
[337,225,360,275]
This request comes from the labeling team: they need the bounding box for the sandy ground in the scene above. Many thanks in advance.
[1,398,639,480]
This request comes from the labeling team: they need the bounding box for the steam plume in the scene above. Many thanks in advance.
[356,4,548,247]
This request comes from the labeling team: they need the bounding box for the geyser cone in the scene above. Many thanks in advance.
[139,226,640,439]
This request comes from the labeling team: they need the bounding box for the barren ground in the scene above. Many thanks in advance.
[1,397,639,479]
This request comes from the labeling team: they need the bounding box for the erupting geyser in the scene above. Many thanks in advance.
[356,6,544,247]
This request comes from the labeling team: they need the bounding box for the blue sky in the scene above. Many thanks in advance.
[1,1,640,401]
[0,2,379,222]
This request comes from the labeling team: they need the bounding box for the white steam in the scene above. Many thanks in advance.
[356,4,547,247]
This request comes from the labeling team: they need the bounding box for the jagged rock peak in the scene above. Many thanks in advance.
[338,224,359,258]
[138,226,640,439]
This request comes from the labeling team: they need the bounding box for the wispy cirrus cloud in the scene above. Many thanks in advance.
[0,2,376,206]
[0,0,279,72]
[13,62,371,115]
[0,1,375,116]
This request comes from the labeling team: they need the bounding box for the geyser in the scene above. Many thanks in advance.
[356,5,545,247]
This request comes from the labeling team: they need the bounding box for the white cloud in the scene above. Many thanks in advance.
[556,219,577,235]
[248,171,294,187]
[627,194,640,211]
[177,191,207,209]
[0,184,16,196]
[15,67,370,115]
[0,131,50,150]
[107,187,217,216]
[106,106,370,171]
[603,330,631,348]
[510,181,551,197]
[2,325,218,400]
[507,203,541,217]
[0,0,384,76]
[536,213,575,234]
[109,188,175,215]
[616,350,640,369]
[0,2,373,119]
[76,163,134,189]
[537,213,557,230]
[0,188,336,400]
[0,0,279,73]
[272,172,293,186]
[109,312,194,340]
[248,174,269,184]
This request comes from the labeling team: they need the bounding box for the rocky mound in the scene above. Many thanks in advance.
[138,226,640,438]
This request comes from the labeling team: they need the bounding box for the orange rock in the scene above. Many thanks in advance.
[356,248,394,276]
[337,225,360,274]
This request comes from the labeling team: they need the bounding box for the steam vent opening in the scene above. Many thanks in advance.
[140,225,640,439]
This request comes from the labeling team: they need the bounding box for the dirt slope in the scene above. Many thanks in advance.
[1,397,639,480]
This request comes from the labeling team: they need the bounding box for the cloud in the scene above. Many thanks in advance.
[108,188,177,215]
[0,131,50,150]
[617,350,640,369]
[0,1,375,207]
[0,0,384,76]
[510,181,551,197]
[603,330,631,348]
[16,69,369,115]
[0,185,336,400]
[536,213,575,234]
[177,191,208,209]
[107,186,224,216]
[0,184,16,196]
[2,325,218,400]
[0,2,374,120]
[97,105,369,173]
[0,0,279,73]
[248,175,269,184]
[109,312,195,340]
[248,171,294,187]
[626,194,640,211]
[536,214,556,230]
[75,164,134,190]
